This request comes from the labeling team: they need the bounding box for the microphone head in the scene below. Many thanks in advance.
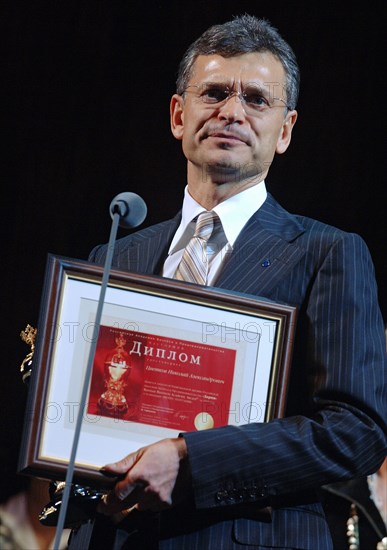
[109,192,147,229]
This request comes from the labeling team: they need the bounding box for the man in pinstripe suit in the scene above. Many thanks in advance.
[91,15,386,550]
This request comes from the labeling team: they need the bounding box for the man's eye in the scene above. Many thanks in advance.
[244,93,269,107]
[201,87,228,103]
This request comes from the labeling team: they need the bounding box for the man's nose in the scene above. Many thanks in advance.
[217,92,246,122]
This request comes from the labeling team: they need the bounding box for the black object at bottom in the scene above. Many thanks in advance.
[39,482,105,529]
[40,481,160,549]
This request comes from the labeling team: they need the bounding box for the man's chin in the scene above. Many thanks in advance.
[203,161,264,185]
[210,163,239,175]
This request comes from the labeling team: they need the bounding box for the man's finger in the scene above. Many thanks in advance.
[98,484,144,515]
[100,451,139,475]
[115,479,145,501]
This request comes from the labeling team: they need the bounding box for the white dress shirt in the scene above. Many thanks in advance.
[162,181,267,285]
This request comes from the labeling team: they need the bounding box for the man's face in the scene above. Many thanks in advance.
[170,52,297,185]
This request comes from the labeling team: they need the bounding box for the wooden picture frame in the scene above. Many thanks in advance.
[18,254,297,487]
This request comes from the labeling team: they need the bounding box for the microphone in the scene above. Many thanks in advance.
[52,191,147,550]
[109,192,147,228]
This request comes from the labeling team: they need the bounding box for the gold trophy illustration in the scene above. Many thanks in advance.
[97,331,132,417]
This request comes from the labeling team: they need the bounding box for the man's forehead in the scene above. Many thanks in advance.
[190,52,286,86]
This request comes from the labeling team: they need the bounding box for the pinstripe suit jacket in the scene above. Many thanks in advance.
[89,193,386,550]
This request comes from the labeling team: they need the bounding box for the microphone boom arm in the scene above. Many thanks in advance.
[52,192,147,550]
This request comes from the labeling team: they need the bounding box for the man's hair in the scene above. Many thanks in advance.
[176,14,300,110]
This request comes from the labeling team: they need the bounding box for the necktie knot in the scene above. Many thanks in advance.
[174,210,218,285]
[193,211,216,241]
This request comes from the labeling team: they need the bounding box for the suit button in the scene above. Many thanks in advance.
[215,490,228,502]
[231,489,243,502]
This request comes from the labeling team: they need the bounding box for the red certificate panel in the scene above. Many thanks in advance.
[88,325,236,432]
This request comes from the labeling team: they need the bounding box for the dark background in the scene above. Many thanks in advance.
[1,1,386,500]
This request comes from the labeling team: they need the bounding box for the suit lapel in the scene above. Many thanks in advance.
[215,194,307,296]
[122,194,306,298]
[119,214,181,275]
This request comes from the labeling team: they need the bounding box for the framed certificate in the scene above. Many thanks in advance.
[18,254,297,487]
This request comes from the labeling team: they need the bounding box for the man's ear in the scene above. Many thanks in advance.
[276,109,298,154]
[170,94,184,140]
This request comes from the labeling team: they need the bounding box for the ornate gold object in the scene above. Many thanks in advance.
[98,332,132,417]
[20,324,37,382]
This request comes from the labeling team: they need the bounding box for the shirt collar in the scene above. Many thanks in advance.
[168,182,267,254]
[213,181,267,246]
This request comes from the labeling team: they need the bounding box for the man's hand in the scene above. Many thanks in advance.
[98,437,189,514]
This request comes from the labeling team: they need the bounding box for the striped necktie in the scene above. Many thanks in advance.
[174,211,217,285]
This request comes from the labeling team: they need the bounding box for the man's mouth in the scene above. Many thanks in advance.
[209,132,244,142]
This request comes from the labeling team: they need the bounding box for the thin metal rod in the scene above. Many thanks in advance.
[53,213,120,550]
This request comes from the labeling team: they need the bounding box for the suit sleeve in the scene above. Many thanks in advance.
[182,232,387,509]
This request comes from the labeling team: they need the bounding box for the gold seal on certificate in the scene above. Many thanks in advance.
[194,413,214,430]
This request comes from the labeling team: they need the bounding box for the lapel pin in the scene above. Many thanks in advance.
[261,258,271,267]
